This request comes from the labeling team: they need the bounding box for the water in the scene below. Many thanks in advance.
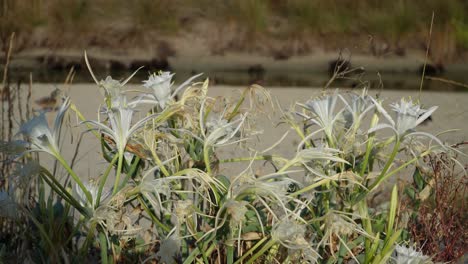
[7,67,468,91]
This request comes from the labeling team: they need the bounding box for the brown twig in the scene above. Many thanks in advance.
[425,76,468,89]
[16,80,23,123]
[418,12,434,102]
[1,32,15,92]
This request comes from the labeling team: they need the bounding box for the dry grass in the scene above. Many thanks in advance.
[408,150,467,262]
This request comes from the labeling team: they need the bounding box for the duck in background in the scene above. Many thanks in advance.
[35,88,62,111]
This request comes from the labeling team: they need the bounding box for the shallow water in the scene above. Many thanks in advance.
[8,68,468,92]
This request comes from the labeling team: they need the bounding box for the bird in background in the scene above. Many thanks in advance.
[35,88,62,111]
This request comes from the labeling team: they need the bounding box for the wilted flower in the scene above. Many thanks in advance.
[205,114,233,135]
[203,113,246,147]
[225,200,249,224]
[18,97,70,157]
[272,220,320,263]
[325,212,356,237]
[85,52,140,108]
[392,245,433,264]
[154,234,181,264]
[272,219,306,246]
[174,200,193,221]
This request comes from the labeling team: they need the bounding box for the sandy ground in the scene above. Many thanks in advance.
[16,83,466,184]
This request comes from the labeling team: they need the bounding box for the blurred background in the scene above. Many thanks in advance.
[1,0,468,90]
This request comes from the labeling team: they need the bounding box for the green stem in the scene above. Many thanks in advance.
[203,144,212,174]
[99,232,109,264]
[369,139,401,191]
[55,152,92,203]
[112,150,124,195]
[97,154,119,208]
[119,156,141,190]
[220,155,275,163]
[291,178,331,196]
[150,147,170,177]
[183,242,217,264]
[40,171,88,216]
[277,159,295,173]
[227,229,236,264]
[233,236,268,264]
[79,221,96,257]
[245,239,276,264]
[360,113,379,177]
[227,88,248,122]
[370,151,430,192]
[138,196,171,232]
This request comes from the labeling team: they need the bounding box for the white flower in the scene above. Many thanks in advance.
[390,99,437,135]
[143,72,174,108]
[300,93,341,138]
[85,105,154,155]
[19,97,70,156]
[370,98,437,137]
[100,76,124,98]
[392,245,432,264]
[341,89,374,129]
[132,72,202,109]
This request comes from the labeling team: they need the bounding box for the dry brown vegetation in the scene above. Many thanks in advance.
[1,0,468,63]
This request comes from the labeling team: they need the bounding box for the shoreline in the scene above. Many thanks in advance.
[5,48,468,76]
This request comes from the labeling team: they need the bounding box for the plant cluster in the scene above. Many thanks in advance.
[0,57,465,263]
[404,150,467,262]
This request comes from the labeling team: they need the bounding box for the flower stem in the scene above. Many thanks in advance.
[360,113,379,177]
[99,231,109,264]
[97,154,119,207]
[112,150,124,195]
[233,236,268,264]
[370,151,430,192]
[369,139,401,191]
[55,151,92,203]
[244,239,276,264]
[204,145,212,174]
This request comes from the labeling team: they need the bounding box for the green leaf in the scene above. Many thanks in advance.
[404,187,416,200]
[413,168,425,191]
[386,185,398,237]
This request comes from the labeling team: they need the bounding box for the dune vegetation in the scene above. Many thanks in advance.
[0,52,466,263]
[1,0,468,63]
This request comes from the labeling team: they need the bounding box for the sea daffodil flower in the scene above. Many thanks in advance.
[369,98,440,142]
[19,97,70,156]
[85,104,154,156]
[298,93,343,145]
[131,71,203,109]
